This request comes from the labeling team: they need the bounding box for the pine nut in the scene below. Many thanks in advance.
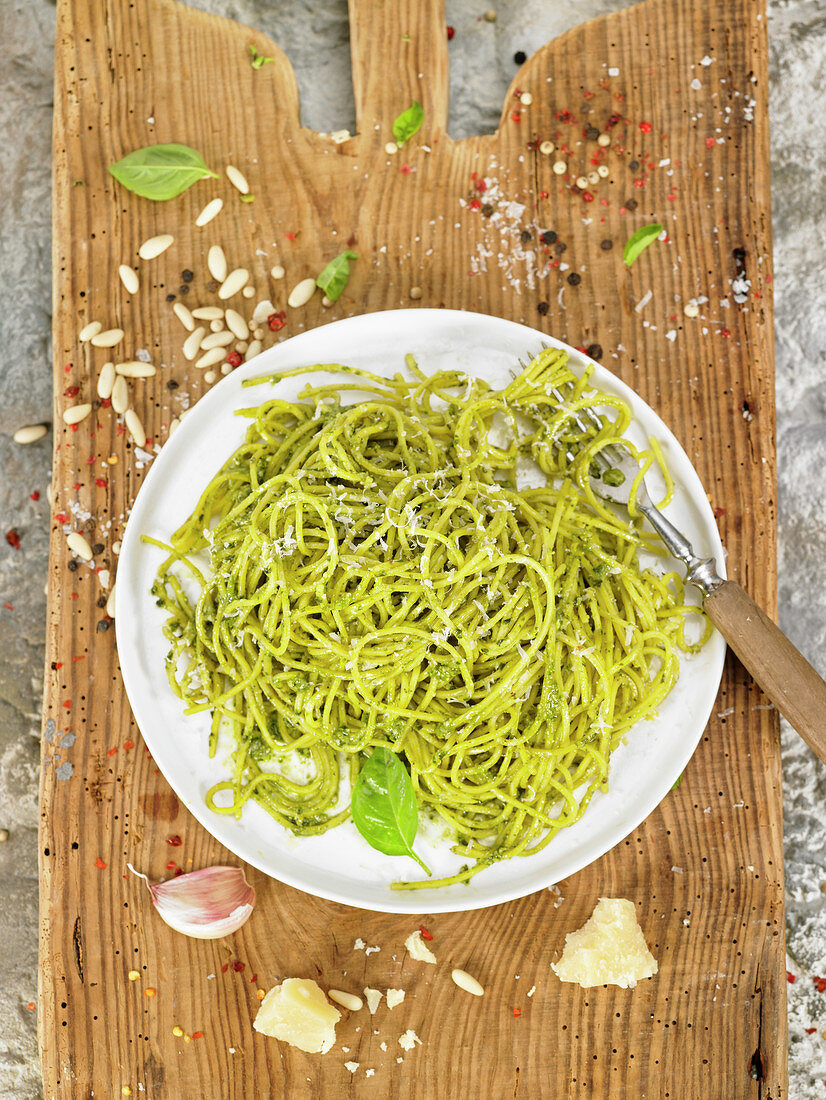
[125,408,146,447]
[115,361,156,378]
[451,968,484,997]
[385,141,398,156]
[13,424,48,444]
[270,265,285,280]
[235,341,249,354]
[252,328,264,340]
[409,287,423,300]
[63,404,92,425]
[208,246,228,283]
[138,234,174,260]
[597,164,610,178]
[203,370,217,383]
[183,326,207,360]
[553,160,567,175]
[111,376,129,414]
[168,418,180,436]
[219,269,249,300]
[288,277,317,308]
[220,363,232,375]
[192,307,224,320]
[242,286,255,299]
[576,176,588,189]
[97,362,116,399]
[67,531,94,561]
[520,92,533,106]
[200,330,233,351]
[540,140,554,155]
[91,328,125,348]
[172,302,195,331]
[246,339,263,359]
[597,132,611,147]
[79,321,102,342]
[327,990,363,1012]
[224,309,249,340]
[226,164,249,194]
[118,265,139,294]
[195,347,227,369]
[587,171,600,185]
[322,296,333,308]
[105,583,116,619]
[209,319,224,333]
[195,198,223,227]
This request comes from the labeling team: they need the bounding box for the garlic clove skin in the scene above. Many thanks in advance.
[131,865,255,940]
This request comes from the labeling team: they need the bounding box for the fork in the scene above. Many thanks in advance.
[549,383,826,765]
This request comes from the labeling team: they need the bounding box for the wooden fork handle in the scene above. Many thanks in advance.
[704,579,826,763]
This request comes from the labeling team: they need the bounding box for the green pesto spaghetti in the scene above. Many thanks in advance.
[147,347,710,889]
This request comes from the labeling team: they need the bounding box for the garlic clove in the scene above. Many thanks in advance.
[129,864,255,939]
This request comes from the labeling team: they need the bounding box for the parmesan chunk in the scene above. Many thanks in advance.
[253,978,341,1053]
[405,930,437,964]
[551,898,658,989]
[386,988,406,1009]
[363,987,383,1014]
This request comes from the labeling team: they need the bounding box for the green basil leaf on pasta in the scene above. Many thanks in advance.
[623,223,663,267]
[351,748,431,875]
[316,250,359,303]
[392,101,424,146]
[108,144,219,201]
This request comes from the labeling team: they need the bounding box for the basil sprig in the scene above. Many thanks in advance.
[392,101,424,146]
[249,45,274,70]
[108,143,218,201]
[623,223,664,267]
[316,250,358,303]
[350,747,431,875]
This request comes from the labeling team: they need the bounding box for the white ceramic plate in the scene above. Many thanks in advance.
[117,309,726,914]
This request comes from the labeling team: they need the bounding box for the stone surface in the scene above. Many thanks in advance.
[2,0,825,1096]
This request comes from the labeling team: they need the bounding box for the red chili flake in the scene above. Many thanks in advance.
[107,747,118,757]
[70,593,79,601]
[805,1027,817,1034]
[70,424,79,433]
[510,111,522,123]
[419,925,433,941]
[713,507,726,518]
[285,232,296,241]
[471,171,477,180]
[512,1007,521,1017]
[446,25,455,40]
[720,328,731,338]
[95,478,107,488]
[100,398,111,409]
[192,1031,204,1039]
[95,856,106,869]
[226,351,243,368]
[399,163,412,174]
[72,655,85,663]
[475,179,487,193]
[64,364,72,373]
[539,190,548,198]
[62,700,71,709]
[53,662,63,670]
[633,178,646,189]
[5,529,21,549]
[30,491,40,501]
[232,961,245,973]
[814,976,826,993]
[3,602,14,611]
[574,345,589,354]
[174,867,184,877]
[268,311,287,332]
[468,198,482,211]
[167,835,182,847]
[72,482,82,491]
[64,384,80,398]
[639,121,652,133]
[221,963,229,973]
[27,1002,35,1010]
[166,861,178,872]
[582,191,595,203]
[705,136,716,148]
[787,971,796,983]
[56,512,68,525]
[250,973,258,983]
[124,739,135,750]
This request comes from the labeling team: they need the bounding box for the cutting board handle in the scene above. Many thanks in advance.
[348,0,449,140]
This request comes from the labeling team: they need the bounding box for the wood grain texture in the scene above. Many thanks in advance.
[41,0,785,1096]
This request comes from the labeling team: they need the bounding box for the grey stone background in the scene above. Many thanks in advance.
[1,0,824,1095]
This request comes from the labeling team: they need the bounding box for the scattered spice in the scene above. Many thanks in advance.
[5,529,21,549]
[536,301,550,316]
[586,344,603,360]
[418,925,433,941]
[600,239,614,251]
[567,273,581,286]
[95,856,107,869]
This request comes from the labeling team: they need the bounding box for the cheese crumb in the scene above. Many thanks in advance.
[398,1029,422,1051]
[364,987,383,1014]
[365,1069,375,1077]
[344,1062,360,1074]
[354,938,366,951]
[551,898,658,989]
[253,978,341,1053]
[405,930,437,964]
[386,988,406,1009]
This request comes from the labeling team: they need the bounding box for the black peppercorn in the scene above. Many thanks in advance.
[166,379,179,391]
[96,619,111,632]
[514,50,527,65]
[67,560,78,572]
[629,160,640,172]
[520,229,532,243]
[625,198,638,211]
[481,203,494,217]
[537,301,550,316]
[181,269,194,283]
[206,280,220,293]
[586,343,603,360]
[165,293,176,302]
[585,126,600,141]
[96,595,107,608]
[542,230,557,245]
[92,543,104,555]
[600,239,613,251]
[178,284,190,295]
[567,272,581,286]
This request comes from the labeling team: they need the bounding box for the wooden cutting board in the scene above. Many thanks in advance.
[41,0,785,1096]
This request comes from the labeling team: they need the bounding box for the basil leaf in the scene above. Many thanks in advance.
[623,223,664,267]
[351,747,431,875]
[316,250,358,303]
[249,46,273,70]
[392,101,424,146]
[108,144,218,201]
